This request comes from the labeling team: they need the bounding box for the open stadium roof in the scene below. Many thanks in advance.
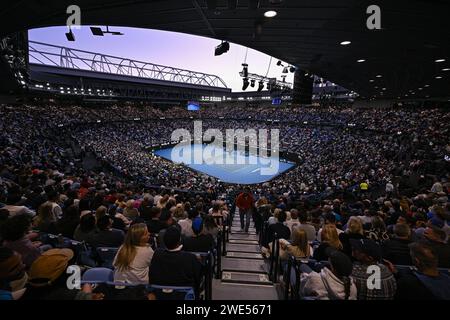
[1,0,449,99]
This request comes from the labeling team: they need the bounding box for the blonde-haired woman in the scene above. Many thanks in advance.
[113,223,153,284]
[279,227,313,261]
[268,208,281,225]
[339,216,365,257]
[313,225,343,262]
[172,203,186,222]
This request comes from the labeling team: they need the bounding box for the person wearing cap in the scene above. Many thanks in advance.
[22,248,77,300]
[0,247,28,300]
[182,217,214,253]
[350,238,397,300]
[113,223,153,284]
[395,242,450,300]
[148,226,202,295]
[300,247,357,300]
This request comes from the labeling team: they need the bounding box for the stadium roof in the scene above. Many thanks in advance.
[1,0,449,99]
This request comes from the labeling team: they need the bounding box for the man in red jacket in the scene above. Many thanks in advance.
[235,188,255,233]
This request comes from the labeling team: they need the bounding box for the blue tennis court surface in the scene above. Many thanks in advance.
[153,144,295,184]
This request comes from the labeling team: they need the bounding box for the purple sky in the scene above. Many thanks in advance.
[28,26,294,92]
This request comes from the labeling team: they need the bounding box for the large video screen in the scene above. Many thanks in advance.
[187,101,200,111]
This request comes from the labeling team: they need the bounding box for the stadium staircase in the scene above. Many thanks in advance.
[212,209,279,300]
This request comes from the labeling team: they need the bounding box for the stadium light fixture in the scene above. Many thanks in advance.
[435,58,446,63]
[215,41,230,56]
[442,68,450,71]
[340,40,351,46]
[257,81,264,92]
[264,10,277,18]
[357,59,365,63]
[90,26,124,36]
[241,63,249,78]
[242,78,250,90]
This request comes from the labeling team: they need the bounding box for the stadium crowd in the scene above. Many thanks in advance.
[0,102,449,300]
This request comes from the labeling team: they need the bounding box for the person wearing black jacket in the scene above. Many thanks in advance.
[149,226,202,296]
[264,210,290,248]
[382,223,412,265]
[90,215,124,248]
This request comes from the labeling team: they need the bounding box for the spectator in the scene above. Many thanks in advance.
[113,223,153,284]
[148,226,202,292]
[366,216,389,242]
[265,210,290,248]
[123,200,140,220]
[297,211,317,242]
[73,213,97,243]
[33,202,57,234]
[285,209,300,234]
[350,238,397,300]
[178,208,197,238]
[279,227,312,260]
[3,193,35,218]
[339,216,365,258]
[382,223,412,265]
[395,242,450,300]
[300,247,357,300]
[56,204,80,239]
[23,248,77,300]
[91,215,125,247]
[236,188,254,233]
[42,190,62,220]
[146,207,167,234]
[182,217,214,253]
[314,225,344,262]
[423,226,450,268]
[1,215,43,268]
[203,215,219,240]
[317,213,343,242]
[0,247,28,300]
